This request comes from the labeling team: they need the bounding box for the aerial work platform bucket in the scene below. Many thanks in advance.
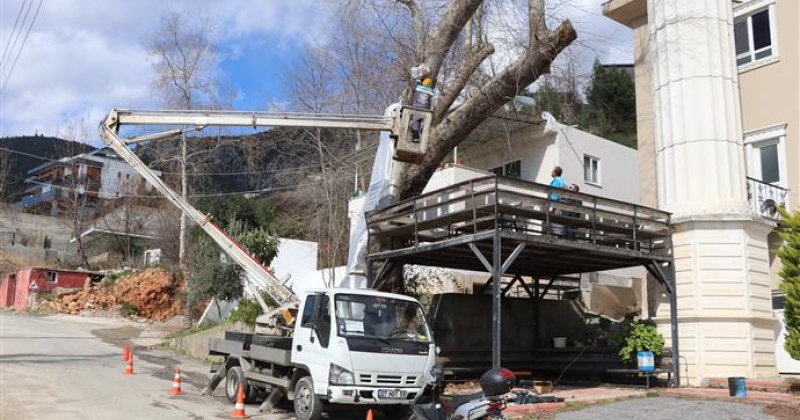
[393,106,432,164]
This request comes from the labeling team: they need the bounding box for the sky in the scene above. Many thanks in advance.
[0,0,633,144]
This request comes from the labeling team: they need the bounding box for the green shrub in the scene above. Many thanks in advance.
[610,313,664,362]
[778,208,800,360]
[228,292,278,326]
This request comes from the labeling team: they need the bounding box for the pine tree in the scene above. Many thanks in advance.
[778,208,800,359]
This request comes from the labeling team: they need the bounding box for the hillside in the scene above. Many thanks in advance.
[0,135,96,202]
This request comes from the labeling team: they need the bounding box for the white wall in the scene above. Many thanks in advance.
[92,156,155,199]
[270,238,320,296]
[456,119,639,204]
[554,125,639,204]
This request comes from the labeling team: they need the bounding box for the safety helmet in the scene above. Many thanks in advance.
[422,77,433,87]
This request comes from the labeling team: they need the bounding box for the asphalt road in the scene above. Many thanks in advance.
[556,396,776,420]
[0,312,295,419]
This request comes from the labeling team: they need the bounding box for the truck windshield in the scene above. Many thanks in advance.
[334,294,431,343]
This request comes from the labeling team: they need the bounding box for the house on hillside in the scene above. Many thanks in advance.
[0,267,103,310]
[604,0,799,378]
[18,148,159,217]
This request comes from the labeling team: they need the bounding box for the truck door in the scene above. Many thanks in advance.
[292,293,333,392]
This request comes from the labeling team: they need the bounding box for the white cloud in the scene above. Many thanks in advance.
[0,0,329,142]
[0,0,631,142]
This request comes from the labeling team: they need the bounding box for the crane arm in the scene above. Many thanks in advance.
[104,109,396,137]
[99,121,295,311]
[98,106,425,314]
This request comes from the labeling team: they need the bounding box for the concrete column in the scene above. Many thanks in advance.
[648,0,776,381]
[650,0,749,216]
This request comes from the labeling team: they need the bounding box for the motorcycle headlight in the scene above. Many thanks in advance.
[329,363,355,385]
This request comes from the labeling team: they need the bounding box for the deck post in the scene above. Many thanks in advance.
[492,230,502,368]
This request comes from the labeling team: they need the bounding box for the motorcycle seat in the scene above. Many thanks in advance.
[450,392,485,409]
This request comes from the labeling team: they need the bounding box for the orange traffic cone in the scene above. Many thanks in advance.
[230,383,249,418]
[170,368,182,395]
[123,350,134,376]
[122,345,130,362]
[366,408,374,420]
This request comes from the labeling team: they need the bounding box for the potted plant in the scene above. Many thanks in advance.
[610,314,665,370]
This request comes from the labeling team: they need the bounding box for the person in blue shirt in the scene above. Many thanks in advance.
[549,166,565,201]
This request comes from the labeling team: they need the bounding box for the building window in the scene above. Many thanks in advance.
[745,124,786,186]
[583,155,601,185]
[489,160,522,179]
[734,1,778,68]
[47,271,58,283]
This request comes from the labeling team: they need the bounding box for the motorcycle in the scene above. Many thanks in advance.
[409,366,516,420]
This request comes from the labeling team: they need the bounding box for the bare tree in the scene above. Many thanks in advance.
[54,116,97,268]
[391,0,576,197]
[283,0,575,290]
[145,11,225,278]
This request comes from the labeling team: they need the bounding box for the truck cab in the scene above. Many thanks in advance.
[291,288,436,417]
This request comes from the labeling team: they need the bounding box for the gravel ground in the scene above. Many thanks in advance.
[556,397,774,420]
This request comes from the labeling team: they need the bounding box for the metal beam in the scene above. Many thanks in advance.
[492,229,502,368]
[469,243,494,273]
[539,277,556,300]
[107,108,393,133]
[500,243,527,273]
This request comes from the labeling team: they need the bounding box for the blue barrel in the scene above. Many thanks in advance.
[728,377,747,397]
[637,351,655,372]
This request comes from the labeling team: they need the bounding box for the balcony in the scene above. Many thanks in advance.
[747,177,788,221]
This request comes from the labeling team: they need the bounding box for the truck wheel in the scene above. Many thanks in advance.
[293,376,323,420]
[225,366,256,404]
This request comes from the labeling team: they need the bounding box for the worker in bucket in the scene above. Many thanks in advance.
[411,75,435,142]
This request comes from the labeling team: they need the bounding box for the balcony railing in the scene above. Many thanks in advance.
[747,177,788,221]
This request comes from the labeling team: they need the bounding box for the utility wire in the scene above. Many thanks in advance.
[0,142,377,177]
[25,175,351,199]
[1,0,43,95]
[0,0,28,65]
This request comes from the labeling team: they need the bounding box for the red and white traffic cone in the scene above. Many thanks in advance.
[122,344,130,362]
[366,408,374,420]
[123,350,134,376]
[230,383,249,418]
[170,368,182,395]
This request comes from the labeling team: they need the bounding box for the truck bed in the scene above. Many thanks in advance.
[209,331,292,366]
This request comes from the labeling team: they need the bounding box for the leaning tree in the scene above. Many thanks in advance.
[391,0,576,199]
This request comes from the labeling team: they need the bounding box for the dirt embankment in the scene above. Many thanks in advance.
[47,267,184,321]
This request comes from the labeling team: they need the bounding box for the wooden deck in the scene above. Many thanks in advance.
[367,176,673,278]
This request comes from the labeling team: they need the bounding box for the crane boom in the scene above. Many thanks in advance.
[99,106,427,314]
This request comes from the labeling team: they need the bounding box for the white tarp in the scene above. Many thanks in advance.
[340,104,401,288]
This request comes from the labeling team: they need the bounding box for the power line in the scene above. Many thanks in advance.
[1,0,43,95]
[0,0,28,65]
[0,145,372,177]
[24,176,350,199]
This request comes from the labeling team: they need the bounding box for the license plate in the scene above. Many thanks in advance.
[377,389,408,399]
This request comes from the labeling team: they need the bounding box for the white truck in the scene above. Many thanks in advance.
[207,289,435,419]
[99,106,435,419]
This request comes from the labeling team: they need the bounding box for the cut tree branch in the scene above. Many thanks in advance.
[433,42,495,124]
[396,0,425,60]
[422,0,483,83]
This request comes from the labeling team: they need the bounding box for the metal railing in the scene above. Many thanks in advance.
[746,177,788,221]
[368,176,673,257]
